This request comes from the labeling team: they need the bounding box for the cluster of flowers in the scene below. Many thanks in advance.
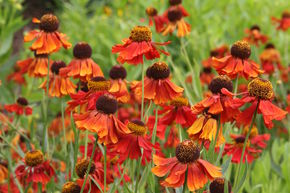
[0,0,289,192]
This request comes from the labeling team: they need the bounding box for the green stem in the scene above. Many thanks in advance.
[182,169,188,193]
[84,130,89,159]
[151,106,159,144]
[134,157,142,193]
[234,75,239,97]
[61,98,67,155]
[104,145,107,193]
[211,115,221,161]
[141,63,145,121]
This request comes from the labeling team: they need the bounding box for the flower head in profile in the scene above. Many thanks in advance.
[131,62,183,104]
[164,0,189,18]
[243,25,268,46]
[112,26,170,65]
[60,42,103,81]
[260,43,283,75]
[61,181,81,193]
[152,140,222,191]
[24,13,71,54]
[40,61,77,97]
[212,40,263,79]
[146,7,167,33]
[209,178,232,193]
[6,66,26,85]
[4,97,33,116]
[271,10,290,31]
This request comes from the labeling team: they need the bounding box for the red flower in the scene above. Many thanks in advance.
[271,11,290,31]
[146,7,168,33]
[164,0,189,18]
[112,26,170,65]
[4,97,32,116]
[6,66,26,85]
[202,46,229,68]
[243,25,268,46]
[200,67,215,86]
[260,43,283,75]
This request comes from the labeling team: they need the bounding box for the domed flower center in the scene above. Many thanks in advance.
[234,136,246,144]
[176,140,200,163]
[17,97,29,106]
[73,42,92,59]
[248,78,273,100]
[169,0,182,6]
[62,182,81,193]
[146,62,170,80]
[95,94,118,115]
[203,67,212,74]
[209,178,232,193]
[130,26,152,42]
[265,43,275,49]
[127,119,147,136]
[109,65,127,80]
[87,77,110,92]
[146,7,158,17]
[24,150,44,167]
[282,11,290,18]
[167,7,183,22]
[51,61,66,75]
[75,158,95,178]
[170,96,189,107]
[250,25,260,31]
[208,75,233,94]
[230,40,251,59]
[210,50,219,57]
[39,14,59,32]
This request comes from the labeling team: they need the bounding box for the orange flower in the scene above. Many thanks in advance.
[0,161,8,183]
[6,66,26,85]
[260,43,283,75]
[112,26,170,65]
[131,62,183,104]
[243,25,268,46]
[152,140,222,191]
[162,6,191,37]
[17,53,52,77]
[164,0,189,18]
[271,10,290,31]
[24,14,71,54]
[202,46,229,68]
[212,40,263,80]
[108,65,130,103]
[146,7,168,33]
[40,61,77,97]
[200,67,215,85]
[4,97,33,116]
[60,42,103,81]
[74,94,131,144]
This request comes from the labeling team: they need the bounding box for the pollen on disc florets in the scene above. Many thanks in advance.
[96,94,118,115]
[130,26,152,42]
[208,75,233,94]
[17,97,29,106]
[127,119,147,136]
[146,7,158,17]
[176,140,200,163]
[75,158,95,179]
[265,43,275,49]
[231,40,251,59]
[51,61,66,75]
[87,76,110,91]
[146,62,170,80]
[167,7,183,22]
[248,78,273,100]
[282,10,290,18]
[170,96,189,107]
[209,178,232,193]
[169,0,182,6]
[24,150,44,167]
[73,42,92,59]
[61,182,81,193]
[109,65,127,80]
[39,14,59,32]
[250,24,261,31]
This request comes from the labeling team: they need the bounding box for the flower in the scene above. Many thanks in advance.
[164,124,180,148]
[209,178,232,193]
[271,10,290,31]
[15,150,55,186]
[159,96,196,127]
[6,66,26,85]
[24,13,71,54]
[108,65,130,103]
[0,161,8,183]
[202,46,229,68]
[40,61,77,97]
[61,182,81,193]
[162,6,191,37]
[152,140,222,191]
[260,43,283,75]
[74,94,131,144]
[112,26,170,65]
[243,25,268,46]
[164,0,189,18]
[146,7,167,33]
[200,67,215,86]
[60,42,103,81]
[212,40,263,79]
[4,97,33,115]
[131,62,183,104]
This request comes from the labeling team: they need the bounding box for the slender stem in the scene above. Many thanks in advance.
[104,145,107,193]
[234,75,239,97]
[46,55,50,95]
[61,98,67,155]
[141,63,145,121]
[233,100,260,190]
[84,130,89,159]
[134,157,142,193]
[151,106,159,144]
[178,124,183,141]
[182,169,188,193]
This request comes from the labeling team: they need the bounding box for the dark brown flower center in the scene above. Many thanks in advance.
[146,7,158,17]
[73,42,92,59]
[209,178,232,193]
[109,65,127,80]
[167,7,183,22]
[169,0,182,6]
[51,61,66,75]
[146,62,170,80]
[250,25,260,31]
[77,81,89,92]
[130,26,152,42]
[208,75,233,94]
[265,43,275,49]
[75,158,95,179]
[234,136,246,144]
[282,11,290,18]
[39,14,59,32]
[87,77,110,91]
[170,97,189,107]
[210,50,219,57]
[230,40,251,59]
[17,97,28,106]
[176,140,200,163]
[248,78,273,100]
[96,94,118,115]
[25,150,44,167]
[203,67,212,74]
[34,52,49,58]
[127,119,147,136]
[62,182,81,193]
